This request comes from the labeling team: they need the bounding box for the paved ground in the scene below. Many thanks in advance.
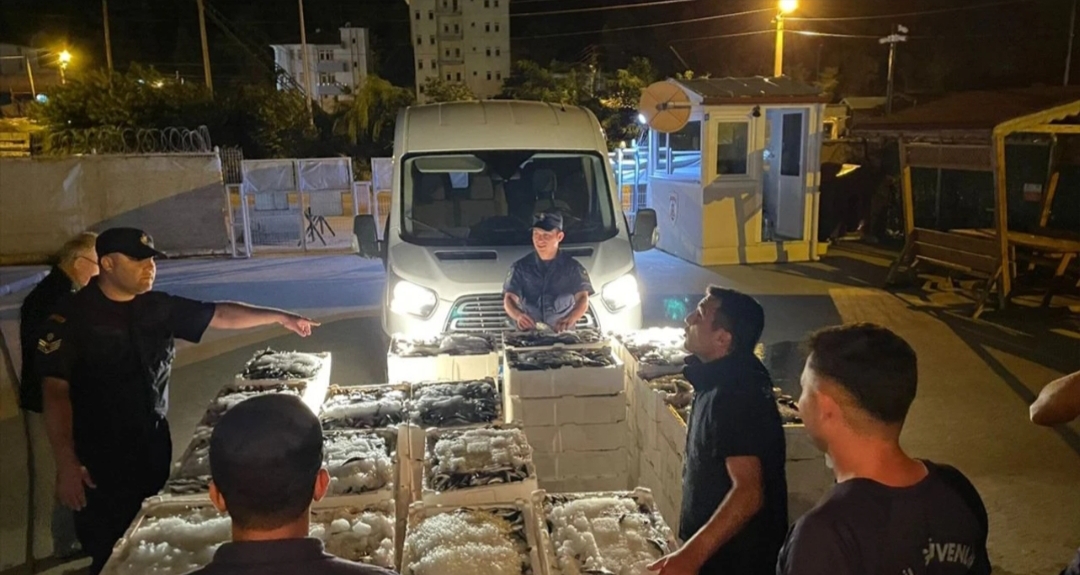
[1,246,1077,574]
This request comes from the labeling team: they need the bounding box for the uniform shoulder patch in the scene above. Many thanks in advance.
[37,333,61,354]
[47,314,66,324]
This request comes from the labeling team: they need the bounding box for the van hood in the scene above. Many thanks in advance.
[387,239,636,295]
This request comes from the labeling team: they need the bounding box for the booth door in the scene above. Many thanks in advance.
[766,109,808,240]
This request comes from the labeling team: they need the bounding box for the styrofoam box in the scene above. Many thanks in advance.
[786,457,835,522]
[503,348,625,399]
[233,352,331,414]
[506,393,627,427]
[387,351,500,384]
[533,452,558,480]
[549,448,628,480]
[532,487,677,575]
[523,421,627,453]
[401,499,544,575]
[658,405,687,455]
[419,426,539,506]
[107,492,396,575]
[538,474,631,494]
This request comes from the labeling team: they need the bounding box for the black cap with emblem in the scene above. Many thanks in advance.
[532,212,563,232]
[95,227,165,260]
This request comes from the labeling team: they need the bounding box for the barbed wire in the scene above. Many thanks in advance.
[41,126,214,156]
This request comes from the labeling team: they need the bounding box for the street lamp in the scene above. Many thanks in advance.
[58,50,72,84]
[774,0,797,77]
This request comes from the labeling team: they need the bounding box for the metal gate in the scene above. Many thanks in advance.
[235,158,364,255]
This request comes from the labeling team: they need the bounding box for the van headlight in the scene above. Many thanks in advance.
[390,280,437,318]
[601,273,641,312]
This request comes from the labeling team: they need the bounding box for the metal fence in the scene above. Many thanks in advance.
[41,126,214,156]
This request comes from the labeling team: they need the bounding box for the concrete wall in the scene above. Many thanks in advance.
[0,153,228,264]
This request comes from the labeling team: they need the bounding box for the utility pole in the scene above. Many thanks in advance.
[102,0,114,75]
[880,24,908,115]
[196,0,213,95]
[774,0,797,77]
[25,56,36,98]
[298,0,315,122]
[1066,0,1077,85]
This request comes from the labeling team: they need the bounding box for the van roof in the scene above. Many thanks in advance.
[398,100,608,154]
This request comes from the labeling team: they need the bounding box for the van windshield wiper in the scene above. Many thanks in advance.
[406,217,468,240]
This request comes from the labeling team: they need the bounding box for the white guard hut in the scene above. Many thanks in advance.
[639,77,828,266]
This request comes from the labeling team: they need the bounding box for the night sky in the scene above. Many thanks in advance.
[1,0,1076,94]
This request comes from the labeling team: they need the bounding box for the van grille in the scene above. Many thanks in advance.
[444,293,598,333]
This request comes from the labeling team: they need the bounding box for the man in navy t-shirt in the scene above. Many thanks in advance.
[778,323,991,575]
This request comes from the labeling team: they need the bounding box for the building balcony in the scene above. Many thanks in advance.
[437,30,463,41]
[317,60,349,73]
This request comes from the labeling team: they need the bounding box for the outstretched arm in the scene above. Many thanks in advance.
[1031,370,1080,426]
[210,302,319,336]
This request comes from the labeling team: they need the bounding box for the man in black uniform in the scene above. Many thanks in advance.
[19,231,98,559]
[502,212,594,332]
[1030,370,1080,575]
[649,286,788,575]
[191,394,398,575]
[778,323,990,574]
[35,227,318,574]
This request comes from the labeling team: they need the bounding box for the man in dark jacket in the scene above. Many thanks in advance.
[649,286,788,575]
[19,231,98,560]
[192,394,398,575]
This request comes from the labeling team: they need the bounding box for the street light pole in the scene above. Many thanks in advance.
[57,50,71,85]
[298,0,315,122]
[196,0,214,95]
[1065,0,1077,85]
[103,0,114,75]
[25,56,36,98]
[774,0,797,77]
[880,24,908,115]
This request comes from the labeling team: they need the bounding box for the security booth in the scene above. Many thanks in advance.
[637,77,828,266]
[855,87,1080,317]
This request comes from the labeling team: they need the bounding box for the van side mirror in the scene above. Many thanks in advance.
[354,215,380,258]
[632,208,658,252]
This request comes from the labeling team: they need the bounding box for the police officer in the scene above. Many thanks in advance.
[502,212,594,332]
[35,227,318,574]
[19,231,98,560]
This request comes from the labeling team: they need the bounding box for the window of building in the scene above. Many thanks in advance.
[418,60,424,70]
[445,50,451,57]
[495,0,499,6]
[456,72,462,81]
[447,74,452,81]
[486,48,491,57]
[444,24,449,33]
[416,36,422,46]
[484,0,490,6]
[319,72,334,85]
[715,121,749,176]
[496,71,502,80]
[455,48,461,57]
[420,85,425,94]
[430,35,435,45]
[431,59,436,68]
[487,71,492,80]
[471,22,476,27]
[485,23,490,32]
[495,48,501,56]
[318,50,333,61]
[454,24,460,32]
[473,71,478,76]
[495,23,500,32]
[415,10,421,20]
[428,11,434,19]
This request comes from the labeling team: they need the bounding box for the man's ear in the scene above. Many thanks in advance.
[209,480,228,513]
[99,254,114,273]
[556,231,565,242]
[715,328,733,353]
[312,467,331,502]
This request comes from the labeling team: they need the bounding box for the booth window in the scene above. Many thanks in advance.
[715,121,749,176]
[780,113,803,176]
[654,121,701,179]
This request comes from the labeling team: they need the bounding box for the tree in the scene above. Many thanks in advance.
[421,77,476,102]
[335,74,414,155]
[815,67,841,101]
[500,60,580,103]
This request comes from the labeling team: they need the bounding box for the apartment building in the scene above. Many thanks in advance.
[271,27,372,111]
[406,0,511,101]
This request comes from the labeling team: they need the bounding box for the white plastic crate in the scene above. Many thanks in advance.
[501,329,610,351]
[401,499,545,575]
[532,487,678,575]
[319,383,410,432]
[538,474,630,494]
[657,404,688,456]
[232,351,331,414]
[419,426,540,506]
[503,348,625,399]
[506,393,626,427]
[407,378,504,429]
[547,448,629,480]
[523,421,627,453]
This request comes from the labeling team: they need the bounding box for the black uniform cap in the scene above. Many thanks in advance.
[96,227,165,260]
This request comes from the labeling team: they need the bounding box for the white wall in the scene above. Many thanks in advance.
[409,0,510,101]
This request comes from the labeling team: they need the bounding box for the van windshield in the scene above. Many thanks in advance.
[400,151,618,246]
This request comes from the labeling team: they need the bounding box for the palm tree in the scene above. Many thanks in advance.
[336,75,415,144]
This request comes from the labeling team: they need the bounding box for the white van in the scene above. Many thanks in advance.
[355,100,657,337]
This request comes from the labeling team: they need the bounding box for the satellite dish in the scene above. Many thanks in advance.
[638,81,692,133]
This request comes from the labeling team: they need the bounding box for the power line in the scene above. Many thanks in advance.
[669,29,775,43]
[514,0,696,17]
[786,0,1038,22]
[512,7,773,40]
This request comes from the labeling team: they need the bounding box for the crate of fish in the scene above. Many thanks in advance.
[198,381,308,428]
[401,499,544,575]
[161,425,215,500]
[533,488,678,575]
[421,426,538,506]
[320,384,410,431]
[235,349,331,409]
[501,328,608,351]
[636,373,692,426]
[388,333,501,384]
[612,328,689,382]
[408,378,503,429]
[503,346,624,400]
[102,496,397,575]
[325,429,398,498]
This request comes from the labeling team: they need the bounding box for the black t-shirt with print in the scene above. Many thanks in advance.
[777,460,991,575]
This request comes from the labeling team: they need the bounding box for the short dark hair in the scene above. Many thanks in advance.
[209,394,324,530]
[706,286,765,353]
[806,323,918,425]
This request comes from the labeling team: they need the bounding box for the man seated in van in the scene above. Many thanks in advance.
[503,212,594,332]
